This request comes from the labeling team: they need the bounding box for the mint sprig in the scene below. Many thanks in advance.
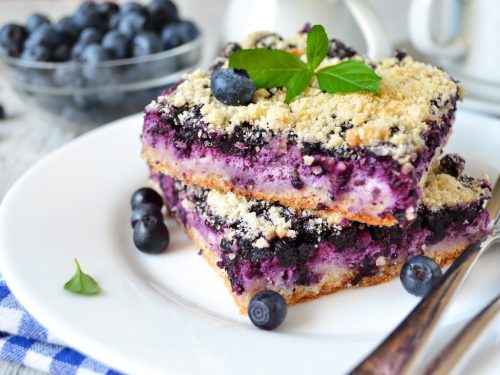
[228,24,381,103]
[306,24,329,70]
[64,259,100,295]
[227,49,307,88]
[316,60,381,94]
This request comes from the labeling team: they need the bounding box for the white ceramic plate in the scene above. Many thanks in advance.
[0,111,499,375]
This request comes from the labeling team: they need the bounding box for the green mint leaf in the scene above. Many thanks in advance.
[307,25,329,70]
[285,70,314,103]
[316,60,381,94]
[228,49,308,88]
[64,259,100,295]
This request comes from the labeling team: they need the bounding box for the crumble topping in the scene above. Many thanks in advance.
[303,155,315,166]
[153,31,461,162]
[205,189,294,241]
[254,238,270,248]
[422,173,490,210]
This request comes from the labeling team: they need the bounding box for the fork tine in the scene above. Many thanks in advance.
[486,175,500,224]
[423,294,500,375]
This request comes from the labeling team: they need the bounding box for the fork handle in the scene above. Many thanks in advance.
[423,294,500,375]
[349,237,495,375]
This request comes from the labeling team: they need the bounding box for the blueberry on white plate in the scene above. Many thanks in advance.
[130,203,163,228]
[400,255,443,297]
[133,215,170,254]
[131,187,164,209]
[248,290,287,330]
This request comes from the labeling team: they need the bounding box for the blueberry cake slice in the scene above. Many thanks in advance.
[142,31,463,226]
[153,155,490,312]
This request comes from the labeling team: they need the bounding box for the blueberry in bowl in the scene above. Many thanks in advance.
[0,0,202,129]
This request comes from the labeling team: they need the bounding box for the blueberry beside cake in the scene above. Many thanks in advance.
[142,30,463,226]
[153,156,490,311]
[140,26,491,314]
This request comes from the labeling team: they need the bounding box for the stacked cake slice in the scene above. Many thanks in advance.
[141,30,491,312]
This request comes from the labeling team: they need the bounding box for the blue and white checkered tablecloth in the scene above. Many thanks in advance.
[0,279,122,375]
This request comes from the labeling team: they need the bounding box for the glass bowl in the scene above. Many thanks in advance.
[0,35,202,129]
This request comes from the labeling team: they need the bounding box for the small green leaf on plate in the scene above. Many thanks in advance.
[64,258,100,295]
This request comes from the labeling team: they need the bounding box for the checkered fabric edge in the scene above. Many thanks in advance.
[0,279,123,375]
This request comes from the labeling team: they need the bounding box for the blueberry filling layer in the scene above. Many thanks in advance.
[143,95,456,222]
[156,172,490,296]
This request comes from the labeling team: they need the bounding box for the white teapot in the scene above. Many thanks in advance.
[409,0,500,101]
[223,0,391,59]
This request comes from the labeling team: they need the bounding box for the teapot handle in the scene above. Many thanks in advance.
[409,0,467,58]
[344,0,391,58]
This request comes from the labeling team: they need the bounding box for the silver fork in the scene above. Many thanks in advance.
[349,176,500,375]
[422,293,500,375]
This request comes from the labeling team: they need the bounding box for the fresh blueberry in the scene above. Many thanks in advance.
[53,62,86,88]
[131,187,164,209]
[0,23,27,57]
[73,3,107,31]
[21,45,51,61]
[120,2,147,15]
[26,13,51,33]
[160,23,184,50]
[148,0,179,30]
[161,21,198,50]
[55,28,76,45]
[102,30,130,59]
[211,68,256,106]
[24,24,58,49]
[176,20,199,41]
[52,43,72,62]
[132,31,162,57]
[118,12,147,38]
[248,290,287,330]
[97,1,120,18]
[131,203,162,228]
[108,13,121,30]
[0,104,5,119]
[81,43,112,63]
[78,27,103,45]
[400,255,442,297]
[133,215,170,254]
[71,42,88,60]
[55,17,79,41]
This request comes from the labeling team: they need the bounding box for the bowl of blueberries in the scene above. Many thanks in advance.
[0,0,201,128]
